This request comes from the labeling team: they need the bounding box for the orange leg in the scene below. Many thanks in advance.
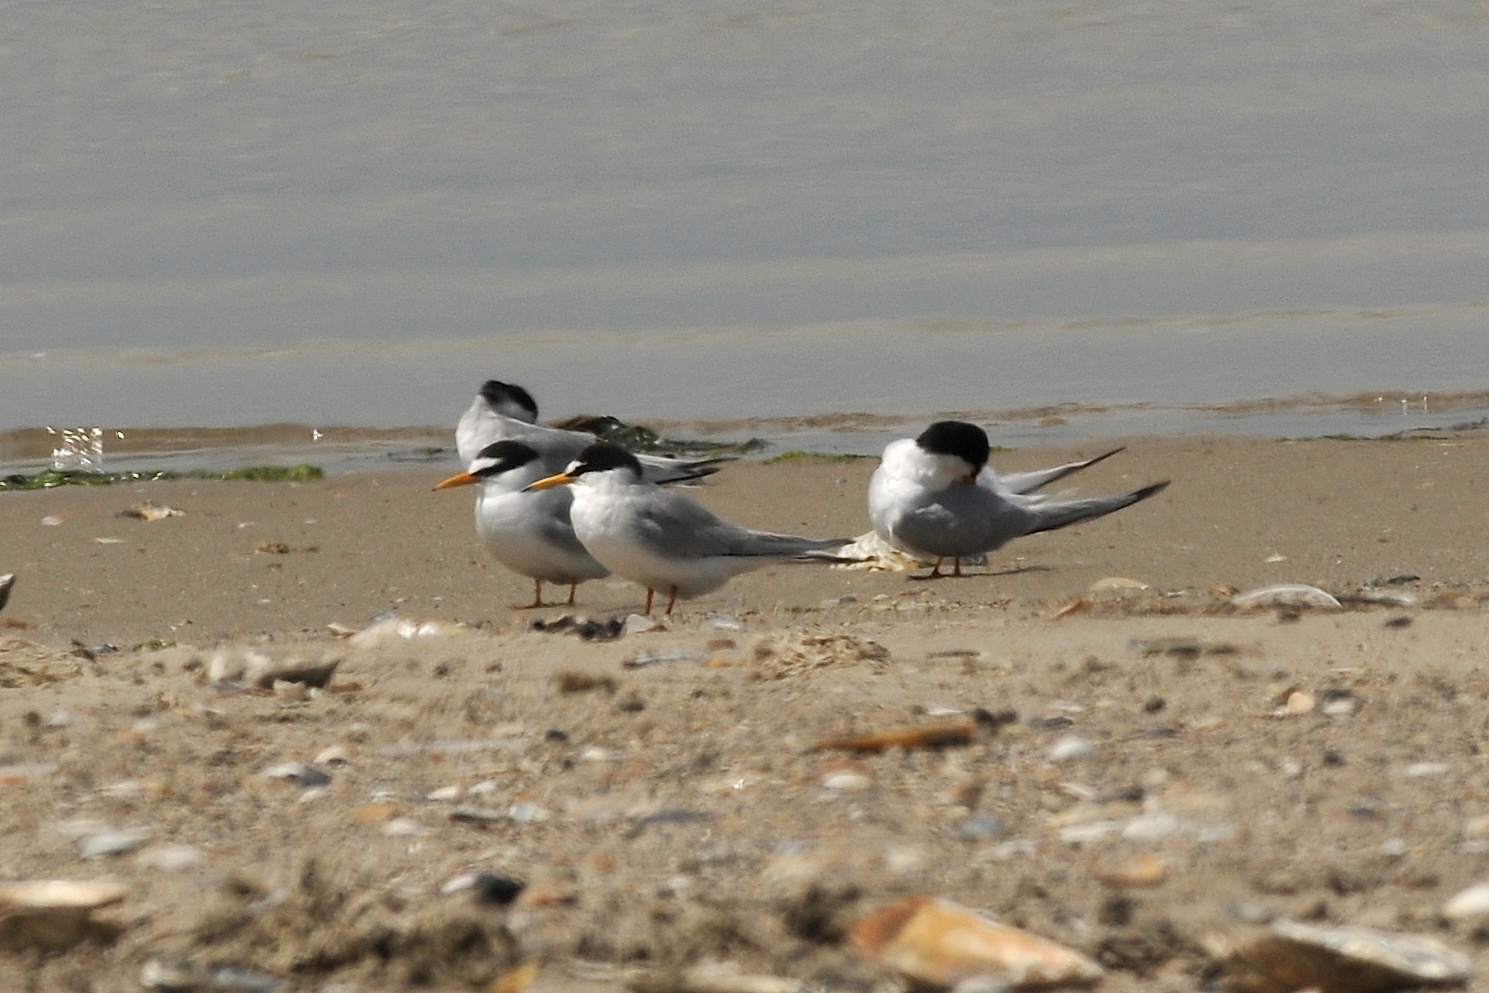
[566,581,578,606]
[665,587,679,615]
[516,578,547,609]
[644,588,655,615]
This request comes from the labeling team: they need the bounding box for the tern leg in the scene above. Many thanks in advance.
[952,557,963,577]
[925,557,944,579]
[567,581,578,606]
[516,578,546,610]
[644,588,655,615]
[665,587,679,615]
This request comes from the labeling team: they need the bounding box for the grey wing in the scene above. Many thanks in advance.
[998,447,1125,496]
[1018,481,1169,536]
[631,494,841,560]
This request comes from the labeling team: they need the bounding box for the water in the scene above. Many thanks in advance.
[3,0,1488,468]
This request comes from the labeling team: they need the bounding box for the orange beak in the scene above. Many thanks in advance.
[523,472,576,492]
[434,471,477,491]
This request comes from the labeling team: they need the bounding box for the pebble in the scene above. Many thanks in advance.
[426,785,462,802]
[1442,881,1489,920]
[382,818,427,837]
[78,827,153,859]
[1403,762,1451,778]
[507,802,550,823]
[624,613,663,634]
[821,770,873,792]
[314,745,353,766]
[1047,735,1094,762]
[1121,812,1181,843]
[956,816,1005,842]
[260,763,332,788]
[137,844,206,872]
[1282,690,1316,715]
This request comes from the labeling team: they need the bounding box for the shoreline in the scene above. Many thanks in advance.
[4,387,1489,479]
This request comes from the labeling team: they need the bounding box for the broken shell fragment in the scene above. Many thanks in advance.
[0,573,13,613]
[121,502,185,521]
[849,895,1102,990]
[810,721,976,755]
[1212,918,1473,993]
[0,879,128,951]
[1231,584,1342,611]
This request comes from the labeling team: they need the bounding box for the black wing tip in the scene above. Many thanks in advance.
[1132,480,1170,501]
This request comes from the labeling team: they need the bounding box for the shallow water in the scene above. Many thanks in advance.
[4,0,1488,465]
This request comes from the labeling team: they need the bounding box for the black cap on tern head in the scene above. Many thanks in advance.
[472,439,541,476]
[478,380,539,421]
[569,442,643,478]
[916,421,991,470]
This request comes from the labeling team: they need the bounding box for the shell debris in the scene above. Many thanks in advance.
[850,895,1103,990]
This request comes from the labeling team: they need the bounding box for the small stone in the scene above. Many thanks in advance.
[624,613,662,634]
[956,816,1005,842]
[1283,690,1316,715]
[382,818,426,837]
[1048,735,1094,762]
[314,745,352,766]
[78,827,152,859]
[137,844,206,872]
[1404,762,1450,778]
[472,873,526,906]
[1443,881,1489,920]
[821,770,873,792]
[1121,813,1181,843]
[426,785,462,802]
[1214,918,1473,992]
[1094,852,1168,888]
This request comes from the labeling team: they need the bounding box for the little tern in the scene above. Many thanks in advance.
[526,443,848,615]
[436,440,610,608]
[455,380,727,485]
[869,420,1168,578]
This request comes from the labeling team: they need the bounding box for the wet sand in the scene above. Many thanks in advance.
[3,434,1489,990]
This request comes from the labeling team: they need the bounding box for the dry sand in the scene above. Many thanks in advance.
[3,434,1489,991]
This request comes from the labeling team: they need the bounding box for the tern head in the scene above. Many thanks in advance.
[916,421,991,480]
[477,380,540,424]
[434,440,543,490]
[524,442,643,492]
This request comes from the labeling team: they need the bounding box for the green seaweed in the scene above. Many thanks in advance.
[0,464,324,492]
[763,450,872,464]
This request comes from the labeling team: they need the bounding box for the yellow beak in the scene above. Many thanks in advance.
[524,472,576,492]
[434,471,477,491]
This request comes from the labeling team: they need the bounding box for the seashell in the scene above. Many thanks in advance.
[1090,576,1149,592]
[348,616,469,648]
[1214,918,1473,992]
[850,895,1103,989]
[1231,584,1342,611]
[0,879,128,951]
[121,502,184,521]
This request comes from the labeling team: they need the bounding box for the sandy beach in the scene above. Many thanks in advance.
[4,433,1489,991]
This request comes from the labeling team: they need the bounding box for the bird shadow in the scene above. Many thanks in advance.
[908,563,1053,581]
